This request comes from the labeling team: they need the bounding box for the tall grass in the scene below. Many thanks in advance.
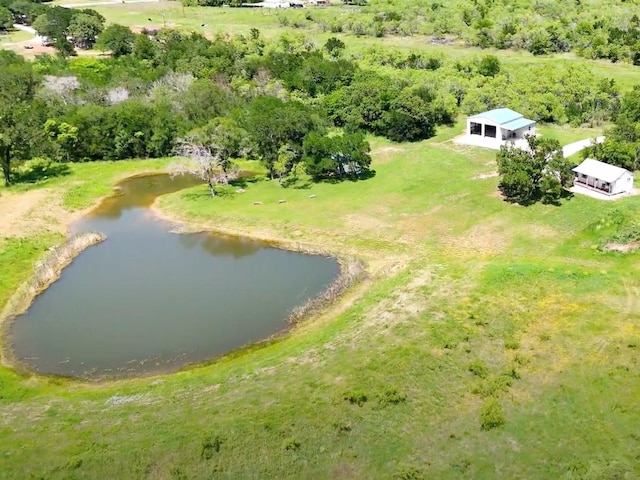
[287,254,366,324]
[2,232,106,320]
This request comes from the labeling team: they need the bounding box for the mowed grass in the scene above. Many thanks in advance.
[2,129,640,478]
[0,29,33,45]
[89,1,298,37]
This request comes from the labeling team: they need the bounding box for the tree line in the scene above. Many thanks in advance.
[178,0,640,64]
[0,22,632,193]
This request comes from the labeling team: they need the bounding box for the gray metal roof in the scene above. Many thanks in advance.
[501,117,535,131]
[572,158,632,183]
[469,108,522,125]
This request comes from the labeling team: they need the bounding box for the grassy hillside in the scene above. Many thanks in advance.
[2,129,640,478]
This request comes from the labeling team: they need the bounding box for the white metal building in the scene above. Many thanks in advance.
[464,108,536,150]
[572,158,634,196]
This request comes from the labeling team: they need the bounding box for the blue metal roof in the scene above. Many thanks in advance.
[469,108,523,125]
[501,117,535,131]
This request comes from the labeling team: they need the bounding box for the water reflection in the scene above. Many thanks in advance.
[179,233,262,259]
[11,174,339,378]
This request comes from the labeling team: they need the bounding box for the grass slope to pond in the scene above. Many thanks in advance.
[2,130,640,479]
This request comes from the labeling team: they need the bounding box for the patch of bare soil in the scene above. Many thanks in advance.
[0,189,76,237]
[10,41,56,58]
[371,146,405,164]
[444,221,509,256]
[604,242,640,253]
[473,171,499,180]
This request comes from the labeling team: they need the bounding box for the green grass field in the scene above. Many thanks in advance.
[0,30,33,46]
[2,129,640,478]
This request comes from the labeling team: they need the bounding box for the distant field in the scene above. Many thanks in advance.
[4,1,638,91]
[71,1,640,91]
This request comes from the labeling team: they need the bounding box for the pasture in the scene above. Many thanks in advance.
[2,128,640,478]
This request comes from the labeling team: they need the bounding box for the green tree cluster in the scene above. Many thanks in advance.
[586,86,640,171]
[497,136,574,205]
[32,6,104,54]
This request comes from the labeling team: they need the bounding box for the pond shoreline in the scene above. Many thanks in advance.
[1,172,367,381]
[149,198,367,324]
[0,232,106,371]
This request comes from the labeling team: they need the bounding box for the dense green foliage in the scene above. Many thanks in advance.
[586,86,640,171]
[497,136,574,205]
[1,17,631,187]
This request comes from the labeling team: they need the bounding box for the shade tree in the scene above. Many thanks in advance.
[236,96,325,177]
[303,132,371,179]
[497,135,573,205]
[96,24,135,57]
[68,12,103,49]
[0,6,12,30]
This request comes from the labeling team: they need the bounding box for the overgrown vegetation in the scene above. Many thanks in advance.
[585,85,640,171]
[497,135,574,205]
[180,0,640,64]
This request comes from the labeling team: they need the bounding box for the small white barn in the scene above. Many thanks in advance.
[464,108,536,150]
[572,158,634,196]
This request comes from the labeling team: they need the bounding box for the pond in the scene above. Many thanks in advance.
[9,175,340,378]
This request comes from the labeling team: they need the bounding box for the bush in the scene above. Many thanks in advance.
[394,465,425,480]
[344,390,368,406]
[282,437,301,451]
[16,157,69,183]
[581,460,632,480]
[504,338,520,350]
[468,360,488,378]
[201,434,223,459]
[378,388,407,407]
[471,375,513,397]
[332,419,352,433]
[480,397,506,430]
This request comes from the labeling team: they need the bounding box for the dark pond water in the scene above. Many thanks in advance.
[10,175,339,378]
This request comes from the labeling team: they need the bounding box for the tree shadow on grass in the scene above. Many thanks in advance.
[500,187,574,207]
[542,189,574,206]
[229,173,263,190]
[180,189,214,201]
[317,169,377,185]
[14,161,71,184]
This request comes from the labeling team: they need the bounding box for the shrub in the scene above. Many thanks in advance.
[514,353,530,366]
[332,420,352,433]
[468,360,488,378]
[282,437,301,451]
[582,460,632,480]
[471,375,513,397]
[394,465,425,480]
[504,338,520,350]
[503,367,520,380]
[16,157,69,183]
[344,390,368,406]
[538,332,551,341]
[201,434,223,459]
[378,388,407,407]
[480,398,506,430]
